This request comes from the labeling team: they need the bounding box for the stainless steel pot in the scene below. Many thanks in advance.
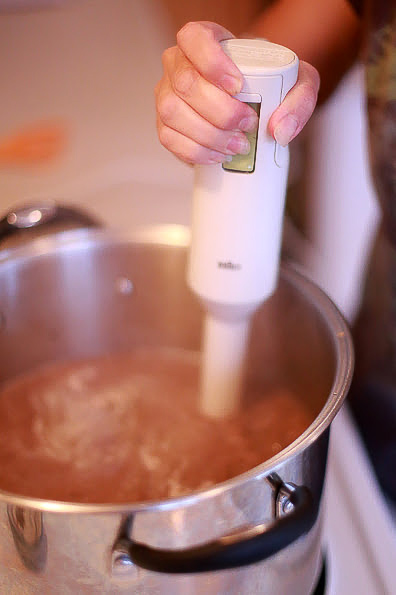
[0,204,353,594]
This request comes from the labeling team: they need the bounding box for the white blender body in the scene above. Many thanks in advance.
[188,39,299,418]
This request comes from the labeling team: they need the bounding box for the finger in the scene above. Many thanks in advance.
[164,48,258,133]
[156,79,251,156]
[268,61,320,146]
[157,116,232,165]
[177,21,243,95]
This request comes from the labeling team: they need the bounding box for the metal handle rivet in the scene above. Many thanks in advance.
[111,550,136,577]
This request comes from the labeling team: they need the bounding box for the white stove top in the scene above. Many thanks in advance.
[324,407,396,594]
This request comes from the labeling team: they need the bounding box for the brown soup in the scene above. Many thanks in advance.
[0,348,313,503]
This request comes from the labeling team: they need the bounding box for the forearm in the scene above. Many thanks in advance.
[246,0,362,100]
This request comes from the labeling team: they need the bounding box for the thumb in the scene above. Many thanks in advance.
[268,61,320,146]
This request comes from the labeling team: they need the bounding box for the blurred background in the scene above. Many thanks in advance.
[0,0,379,320]
[0,1,394,593]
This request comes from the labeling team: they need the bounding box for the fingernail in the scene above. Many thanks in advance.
[220,74,242,95]
[226,133,250,155]
[208,152,233,164]
[274,115,299,147]
[238,115,258,133]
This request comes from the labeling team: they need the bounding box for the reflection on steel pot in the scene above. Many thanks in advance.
[0,207,353,594]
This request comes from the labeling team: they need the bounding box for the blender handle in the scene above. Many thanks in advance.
[0,201,100,243]
[123,483,318,573]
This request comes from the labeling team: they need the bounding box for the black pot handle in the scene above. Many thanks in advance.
[0,201,100,243]
[121,482,318,574]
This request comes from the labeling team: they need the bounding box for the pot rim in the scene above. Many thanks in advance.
[0,226,354,514]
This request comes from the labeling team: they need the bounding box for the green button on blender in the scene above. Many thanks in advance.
[222,102,261,173]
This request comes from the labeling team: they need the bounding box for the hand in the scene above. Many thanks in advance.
[155,21,320,165]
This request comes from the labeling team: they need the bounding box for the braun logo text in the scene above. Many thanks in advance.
[217,261,242,270]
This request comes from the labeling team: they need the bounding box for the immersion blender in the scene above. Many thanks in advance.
[188,39,299,418]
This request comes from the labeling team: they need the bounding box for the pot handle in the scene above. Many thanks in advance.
[0,201,100,243]
[120,482,318,574]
